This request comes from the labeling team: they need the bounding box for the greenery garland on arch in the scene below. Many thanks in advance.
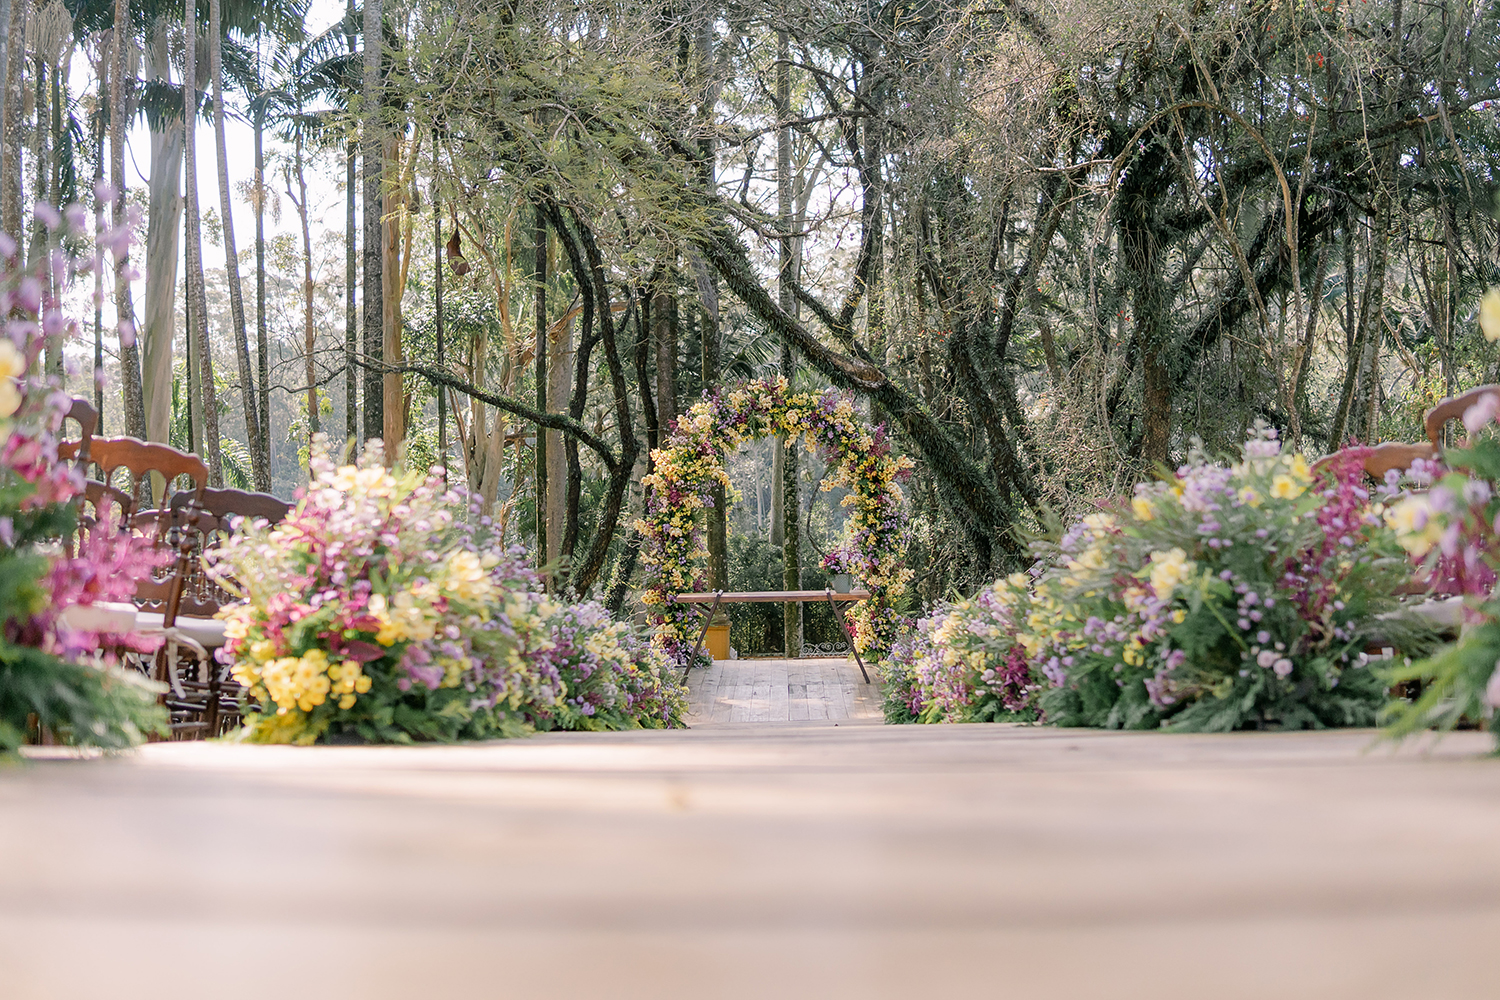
[637,377,914,665]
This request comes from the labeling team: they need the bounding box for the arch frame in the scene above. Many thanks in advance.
[637,377,913,665]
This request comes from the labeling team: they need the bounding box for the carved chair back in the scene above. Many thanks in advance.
[83,437,207,625]
[163,487,292,618]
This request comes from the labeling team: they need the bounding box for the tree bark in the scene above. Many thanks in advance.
[142,32,181,447]
[345,0,358,449]
[534,207,548,576]
[546,309,571,565]
[362,0,384,446]
[694,15,727,591]
[254,99,271,473]
[1,0,22,241]
[183,0,222,484]
[112,0,146,440]
[381,133,403,458]
[0,0,10,202]
[776,26,801,656]
[210,0,265,489]
[290,130,318,446]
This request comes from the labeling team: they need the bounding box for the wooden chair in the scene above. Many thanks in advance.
[1309,441,1439,482]
[150,486,292,736]
[56,397,97,471]
[1425,384,1500,449]
[72,438,210,738]
[85,435,208,540]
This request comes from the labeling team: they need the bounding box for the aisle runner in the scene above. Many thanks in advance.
[684,657,884,725]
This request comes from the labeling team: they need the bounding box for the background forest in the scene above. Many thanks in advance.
[8,0,1499,653]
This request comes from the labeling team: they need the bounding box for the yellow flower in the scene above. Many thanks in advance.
[0,377,19,418]
[0,339,24,380]
[1131,496,1155,521]
[1237,487,1262,507]
[1288,453,1313,484]
[1481,288,1500,343]
[444,550,494,602]
[1147,548,1196,597]
[1171,609,1187,624]
[1270,474,1303,500]
[1081,512,1116,538]
[1384,496,1442,557]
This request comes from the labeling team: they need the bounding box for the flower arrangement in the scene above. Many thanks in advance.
[1,197,168,752]
[880,573,1037,724]
[637,377,913,664]
[1382,377,1500,745]
[209,436,685,745]
[524,601,685,731]
[882,425,1429,731]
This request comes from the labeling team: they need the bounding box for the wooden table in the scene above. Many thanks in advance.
[673,589,874,683]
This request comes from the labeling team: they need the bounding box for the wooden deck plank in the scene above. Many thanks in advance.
[750,658,774,722]
[687,656,876,726]
[767,661,790,722]
[710,659,740,723]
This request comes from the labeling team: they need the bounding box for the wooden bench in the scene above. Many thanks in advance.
[674,590,875,683]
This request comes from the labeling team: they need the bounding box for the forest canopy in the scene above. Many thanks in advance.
[12,0,1500,625]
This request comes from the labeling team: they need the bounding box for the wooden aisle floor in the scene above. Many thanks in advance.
[6,727,1500,998]
[683,655,884,725]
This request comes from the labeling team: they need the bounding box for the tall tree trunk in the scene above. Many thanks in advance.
[185,213,204,455]
[345,0,358,449]
[1287,242,1330,448]
[1,0,23,240]
[361,0,384,446]
[254,102,271,474]
[776,26,800,656]
[534,208,548,577]
[693,17,727,591]
[34,56,59,376]
[291,130,318,446]
[92,92,104,422]
[546,314,570,566]
[210,0,264,489]
[142,32,181,446]
[381,133,403,457]
[112,0,147,440]
[0,0,10,203]
[433,131,444,462]
[183,0,222,483]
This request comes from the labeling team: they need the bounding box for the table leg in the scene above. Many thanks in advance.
[686,591,723,679]
[827,591,870,683]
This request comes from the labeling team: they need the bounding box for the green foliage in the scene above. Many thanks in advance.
[0,644,166,753]
[1380,434,1500,748]
[0,466,166,755]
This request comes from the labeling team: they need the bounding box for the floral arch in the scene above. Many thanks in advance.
[637,377,914,665]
